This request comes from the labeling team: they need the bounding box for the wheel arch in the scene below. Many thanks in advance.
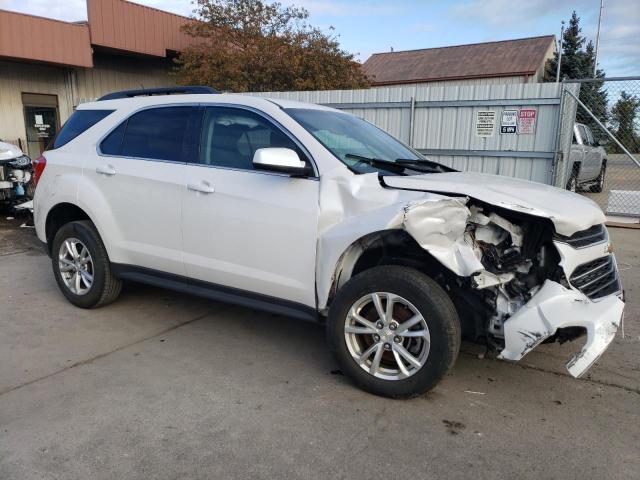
[45,203,97,255]
[323,228,452,310]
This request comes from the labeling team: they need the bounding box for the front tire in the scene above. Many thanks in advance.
[327,266,461,398]
[51,220,122,308]
[566,166,579,192]
[592,163,606,193]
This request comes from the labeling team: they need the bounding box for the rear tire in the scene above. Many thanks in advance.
[327,266,460,398]
[51,220,122,308]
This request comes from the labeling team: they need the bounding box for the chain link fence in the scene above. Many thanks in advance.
[562,77,640,222]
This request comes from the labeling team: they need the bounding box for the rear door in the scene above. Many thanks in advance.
[181,106,319,307]
[82,105,200,275]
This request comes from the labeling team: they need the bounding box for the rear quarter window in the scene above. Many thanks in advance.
[52,110,114,149]
[100,107,200,162]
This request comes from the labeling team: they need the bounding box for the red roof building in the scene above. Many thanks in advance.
[0,0,200,156]
[362,36,556,87]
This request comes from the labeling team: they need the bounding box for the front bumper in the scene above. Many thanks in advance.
[498,280,624,377]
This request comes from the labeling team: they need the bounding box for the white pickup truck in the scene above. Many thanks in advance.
[567,123,607,193]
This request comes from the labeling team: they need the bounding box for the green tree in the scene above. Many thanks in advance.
[610,91,640,153]
[544,11,608,133]
[174,0,369,92]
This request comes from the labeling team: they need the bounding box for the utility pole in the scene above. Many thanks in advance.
[556,21,564,83]
[594,0,604,77]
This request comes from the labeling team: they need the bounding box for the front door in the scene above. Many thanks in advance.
[582,126,601,181]
[181,106,319,307]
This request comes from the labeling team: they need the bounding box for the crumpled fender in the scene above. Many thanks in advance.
[316,171,484,309]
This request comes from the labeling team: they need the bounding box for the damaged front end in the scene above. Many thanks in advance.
[319,172,624,378]
[419,200,625,378]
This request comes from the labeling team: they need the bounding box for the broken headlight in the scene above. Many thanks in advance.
[8,155,32,168]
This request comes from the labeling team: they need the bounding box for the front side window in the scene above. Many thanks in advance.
[199,107,302,170]
[285,108,425,175]
[53,110,114,149]
[101,106,199,161]
[577,125,589,146]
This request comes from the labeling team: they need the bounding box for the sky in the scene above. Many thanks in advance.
[1,0,638,77]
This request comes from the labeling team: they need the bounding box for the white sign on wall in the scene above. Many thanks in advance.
[500,110,518,134]
[475,111,496,137]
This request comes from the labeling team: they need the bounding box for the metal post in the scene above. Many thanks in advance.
[551,83,567,187]
[594,0,604,77]
[556,22,564,83]
[409,96,416,147]
[563,88,640,168]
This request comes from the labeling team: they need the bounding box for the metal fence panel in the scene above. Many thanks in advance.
[248,82,564,185]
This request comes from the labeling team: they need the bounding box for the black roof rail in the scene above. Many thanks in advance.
[97,86,219,101]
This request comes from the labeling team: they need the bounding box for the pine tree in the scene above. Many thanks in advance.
[544,11,608,135]
[610,92,640,153]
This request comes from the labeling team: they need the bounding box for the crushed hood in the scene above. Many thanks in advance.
[0,141,23,161]
[383,172,605,236]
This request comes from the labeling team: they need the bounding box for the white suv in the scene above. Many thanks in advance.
[33,87,624,397]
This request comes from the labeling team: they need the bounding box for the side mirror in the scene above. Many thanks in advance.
[596,137,609,147]
[253,148,309,176]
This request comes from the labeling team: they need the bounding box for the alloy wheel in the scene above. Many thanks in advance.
[344,292,430,380]
[58,238,94,295]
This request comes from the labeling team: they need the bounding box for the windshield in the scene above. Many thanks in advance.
[284,108,433,175]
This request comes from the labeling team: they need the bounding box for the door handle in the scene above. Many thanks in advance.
[187,182,215,194]
[96,165,116,176]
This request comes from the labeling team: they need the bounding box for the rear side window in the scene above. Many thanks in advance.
[53,110,114,149]
[103,107,199,162]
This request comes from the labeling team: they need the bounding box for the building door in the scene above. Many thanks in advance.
[22,93,59,157]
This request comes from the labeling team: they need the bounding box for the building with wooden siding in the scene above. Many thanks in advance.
[362,36,556,88]
[0,0,198,157]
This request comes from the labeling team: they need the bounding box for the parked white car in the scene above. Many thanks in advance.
[567,123,608,192]
[33,87,624,397]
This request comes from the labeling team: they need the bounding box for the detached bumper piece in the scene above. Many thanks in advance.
[499,280,624,378]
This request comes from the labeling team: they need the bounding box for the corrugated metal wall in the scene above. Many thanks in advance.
[0,54,175,148]
[74,53,176,104]
[0,60,75,145]
[249,82,564,185]
[368,76,531,89]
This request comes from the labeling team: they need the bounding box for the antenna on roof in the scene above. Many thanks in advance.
[390,47,394,52]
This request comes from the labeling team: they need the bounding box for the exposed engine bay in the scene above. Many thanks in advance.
[0,142,34,207]
[460,204,565,348]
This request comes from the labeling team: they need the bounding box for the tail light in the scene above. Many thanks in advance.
[33,154,47,186]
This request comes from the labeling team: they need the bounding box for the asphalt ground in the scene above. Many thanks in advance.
[1,213,638,480]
